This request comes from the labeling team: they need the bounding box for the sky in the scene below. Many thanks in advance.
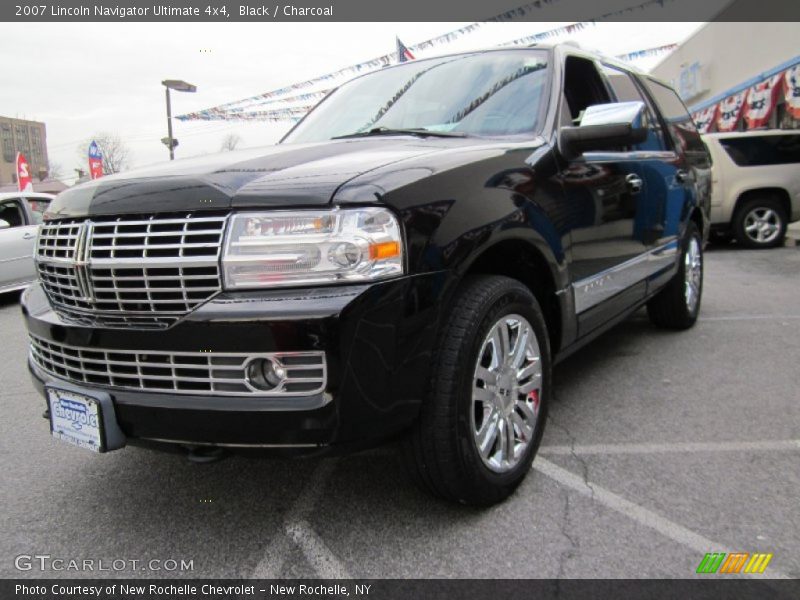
[0,20,706,184]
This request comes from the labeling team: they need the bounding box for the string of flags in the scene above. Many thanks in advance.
[691,64,800,133]
[498,22,594,47]
[488,0,674,22]
[176,0,679,122]
[177,42,678,123]
[615,43,677,62]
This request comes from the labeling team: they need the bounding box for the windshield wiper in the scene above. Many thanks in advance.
[333,126,467,139]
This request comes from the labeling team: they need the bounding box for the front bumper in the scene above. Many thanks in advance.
[22,272,447,452]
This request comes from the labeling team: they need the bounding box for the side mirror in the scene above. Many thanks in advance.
[559,101,649,160]
[0,219,10,230]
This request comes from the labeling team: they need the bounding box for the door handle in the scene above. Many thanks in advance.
[625,173,643,195]
[22,232,37,240]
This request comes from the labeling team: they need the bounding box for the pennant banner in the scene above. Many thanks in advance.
[16,152,33,192]
[716,90,749,132]
[692,105,718,134]
[743,74,782,129]
[783,65,800,119]
[177,0,678,122]
[189,106,314,122]
[88,140,104,180]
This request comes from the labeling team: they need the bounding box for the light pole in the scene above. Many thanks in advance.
[161,79,197,160]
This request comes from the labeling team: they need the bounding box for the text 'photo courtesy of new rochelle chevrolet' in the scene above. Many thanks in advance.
[1,1,799,599]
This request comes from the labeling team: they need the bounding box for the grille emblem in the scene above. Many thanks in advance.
[73,220,95,302]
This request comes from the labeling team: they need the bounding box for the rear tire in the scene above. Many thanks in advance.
[647,222,703,330]
[401,275,551,506]
[733,196,787,249]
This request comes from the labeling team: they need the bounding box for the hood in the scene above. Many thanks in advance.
[46,137,478,219]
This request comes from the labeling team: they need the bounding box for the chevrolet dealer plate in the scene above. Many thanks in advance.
[47,387,104,452]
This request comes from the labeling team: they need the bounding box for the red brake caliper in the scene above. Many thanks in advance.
[527,389,540,412]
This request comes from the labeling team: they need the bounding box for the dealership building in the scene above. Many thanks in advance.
[649,22,799,133]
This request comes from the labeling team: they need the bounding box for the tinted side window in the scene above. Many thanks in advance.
[720,135,800,166]
[561,56,612,124]
[642,78,709,162]
[0,199,26,228]
[602,65,667,151]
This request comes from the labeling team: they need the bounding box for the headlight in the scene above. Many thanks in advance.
[222,208,404,289]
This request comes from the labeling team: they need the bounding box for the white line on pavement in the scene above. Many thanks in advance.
[700,315,800,321]
[533,457,790,579]
[251,459,350,579]
[539,440,800,456]
[286,519,350,579]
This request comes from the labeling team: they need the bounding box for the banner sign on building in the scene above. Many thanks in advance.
[784,65,800,119]
[716,90,749,132]
[744,74,782,129]
[88,140,104,180]
[15,152,33,192]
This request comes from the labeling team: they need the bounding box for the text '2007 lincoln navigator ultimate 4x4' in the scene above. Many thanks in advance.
[23,44,711,505]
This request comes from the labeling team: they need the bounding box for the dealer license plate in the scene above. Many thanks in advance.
[47,387,104,453]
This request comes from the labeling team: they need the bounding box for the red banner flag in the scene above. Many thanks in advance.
[16,152,33,192]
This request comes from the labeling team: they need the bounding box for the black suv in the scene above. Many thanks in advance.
[23,45,711,505]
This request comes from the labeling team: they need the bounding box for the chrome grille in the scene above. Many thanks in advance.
[29,335,327,397]
[36,213,227,328]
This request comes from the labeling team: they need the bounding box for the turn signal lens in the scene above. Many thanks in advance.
[369,241,400,260]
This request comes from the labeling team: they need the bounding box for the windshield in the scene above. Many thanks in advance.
[283,50,550,143]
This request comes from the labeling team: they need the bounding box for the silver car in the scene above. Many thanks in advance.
[0,192,54,294]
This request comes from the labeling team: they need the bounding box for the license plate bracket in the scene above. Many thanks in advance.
[45,384,126,453]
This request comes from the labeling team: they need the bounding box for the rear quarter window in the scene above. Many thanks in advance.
[642,77,709,165]
[719,134,800,167]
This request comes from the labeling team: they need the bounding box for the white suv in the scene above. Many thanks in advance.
[702,131,800,248]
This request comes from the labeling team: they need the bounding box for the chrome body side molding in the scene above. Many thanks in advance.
[572,240,679,314]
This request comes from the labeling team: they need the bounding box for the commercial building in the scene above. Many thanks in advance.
[650,22,799,132]
[0,115,50,186]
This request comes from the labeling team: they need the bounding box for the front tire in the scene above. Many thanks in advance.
[402,275,551,506]
[733,196,787,249]
[647,222,703,330]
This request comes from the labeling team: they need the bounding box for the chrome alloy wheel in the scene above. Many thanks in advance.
[743,207,781,245]
[471,314,542,473]
[684,236,702,314]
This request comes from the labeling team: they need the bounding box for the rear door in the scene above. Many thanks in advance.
[639,76,712,244]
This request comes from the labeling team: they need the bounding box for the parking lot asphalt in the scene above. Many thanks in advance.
[1,245,798,580]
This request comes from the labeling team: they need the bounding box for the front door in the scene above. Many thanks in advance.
[555,56,670,334]
[0,197,38,290]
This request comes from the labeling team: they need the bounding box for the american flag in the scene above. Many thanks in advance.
[396,37,415,63]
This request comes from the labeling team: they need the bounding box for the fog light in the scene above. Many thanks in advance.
[246,358,286,391]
